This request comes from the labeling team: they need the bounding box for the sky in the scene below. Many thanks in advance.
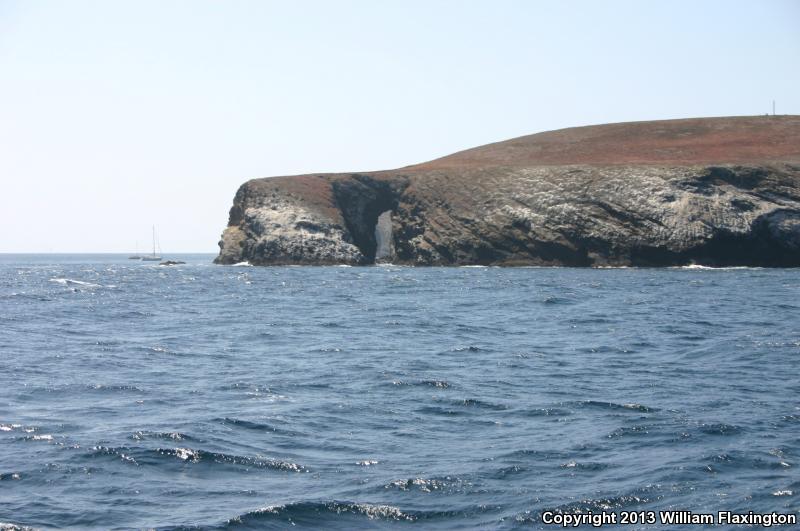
[1,0,798,253]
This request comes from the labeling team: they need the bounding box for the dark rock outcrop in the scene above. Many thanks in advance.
[215,116,800,267]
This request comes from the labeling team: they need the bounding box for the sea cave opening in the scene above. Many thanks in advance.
[332,175,402,264]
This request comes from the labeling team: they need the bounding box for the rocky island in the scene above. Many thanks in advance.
[215,116,800,267]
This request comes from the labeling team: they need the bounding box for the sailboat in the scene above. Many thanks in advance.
[128,241,142,259]
[141,226,162,261]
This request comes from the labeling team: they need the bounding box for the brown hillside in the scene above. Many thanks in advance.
[411,116,800,169]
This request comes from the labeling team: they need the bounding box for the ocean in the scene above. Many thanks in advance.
[1,255,798,530]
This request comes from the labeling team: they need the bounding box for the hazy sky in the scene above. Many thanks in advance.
[1,0,798,253]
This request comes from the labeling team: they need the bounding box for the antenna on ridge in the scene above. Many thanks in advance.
[773,100,776,116]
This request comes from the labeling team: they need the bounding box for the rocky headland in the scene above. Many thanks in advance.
[215,116,800,267]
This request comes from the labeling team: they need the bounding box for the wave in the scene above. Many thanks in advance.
[702,451,789,473]
[90,383,144,392]
[565,400,657,413]
[231,261,252,267]
[492,465,529,478]
[542,295,575,305]
[697,422,742,436]
[567,316,614,325]
[224,502,415,528]
[88,445,305,471]
[501,448,570,461]
[415,405,465,416]
[419,379,451,389]
[434,398,508,411]
[48,278,102,288]
[20,383,144,397]
[451,345,483,352]
[0,523,37,531]
[0,424,43,440]
[384,475,471,493]
[217,417,300,436]
[560,461,611,471]
[205,500,489,529]
[539,485,663,518]
[24,434,54,441]
[606,424,652,439]
[391,379,451,389]
[223,501,420,528]
[516,407,572,417]
[130,430,192,442]
[166,448,305,471]
[781,413,800,424]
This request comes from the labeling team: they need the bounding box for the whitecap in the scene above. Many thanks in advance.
[175,447,199,461]
[118,452,137,464]
[251,505,282,515]
[0,522,37,531]
[678,265,715,270]
[345,503,413,520]
[356,459,379,466]
[49,278,102,288]
[773,490,793,496]
[675,265,762,271]
[232,261,252,267]
[385,477,458,493]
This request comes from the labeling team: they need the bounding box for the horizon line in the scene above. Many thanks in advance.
[0,251,219,255]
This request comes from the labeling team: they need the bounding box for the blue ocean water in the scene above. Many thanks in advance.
[0,254,798,530]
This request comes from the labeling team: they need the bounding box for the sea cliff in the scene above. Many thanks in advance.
[215,116,800,267]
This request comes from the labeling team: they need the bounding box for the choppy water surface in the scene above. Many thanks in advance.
[1,255,798,530]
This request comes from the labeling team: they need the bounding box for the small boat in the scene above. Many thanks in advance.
[142,226,162,261]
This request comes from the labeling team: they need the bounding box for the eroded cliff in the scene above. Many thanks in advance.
[215,116,800,267]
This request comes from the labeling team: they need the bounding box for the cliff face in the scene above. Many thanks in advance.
[215,116,800,267]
